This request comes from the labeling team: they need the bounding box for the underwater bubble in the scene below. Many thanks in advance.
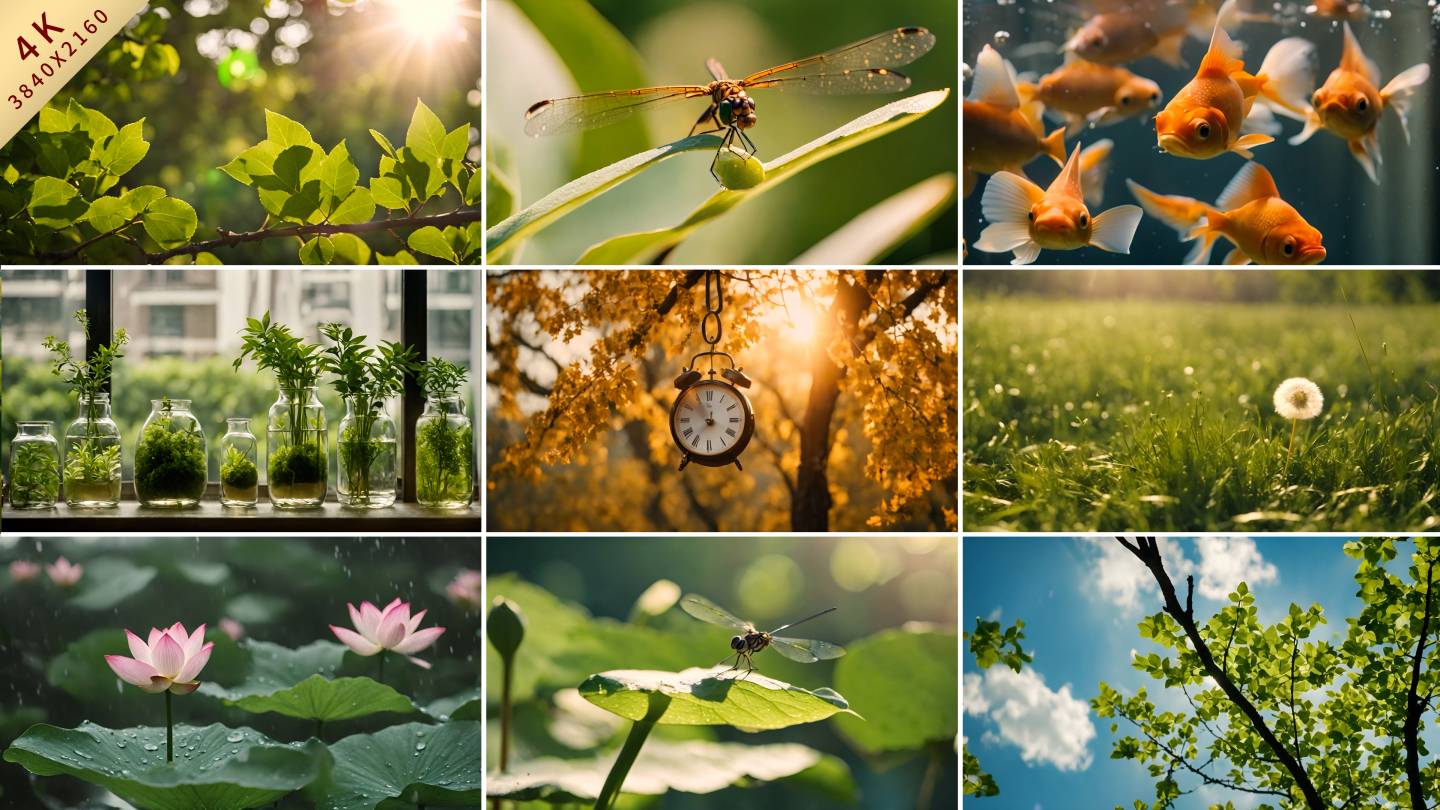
[994,30,1011,45]
[227,732,244,742]
[143,744,158,751]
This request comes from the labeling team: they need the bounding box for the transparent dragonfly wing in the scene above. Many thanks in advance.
[741,27,937,95]
[680,595,754,633]
[770,636,847,663]
[524,86,712,137]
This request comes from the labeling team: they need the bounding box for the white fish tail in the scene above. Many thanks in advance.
[1256,37,1316,118]
[1088,205,1144,254]
[1381,64,1431,144]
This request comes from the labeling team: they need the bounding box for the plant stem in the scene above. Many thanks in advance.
[316,718,324,740]
[916,741,942,810]
[592,692,671,810]
[1283,418,1297,479]
[165,690,173,764]
[500,654,513,772]
[377,650,385,685]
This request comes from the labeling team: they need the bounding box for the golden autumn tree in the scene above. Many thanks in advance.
[486,270,957,532]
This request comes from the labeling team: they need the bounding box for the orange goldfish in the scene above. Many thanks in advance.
[1155,0,1314,160]
[975,142,1144,265]
[1305,0,1368,20]
[1127,162,1325,264]
[1019,55,1164,136]
[1281,22,1430,184]
[1063,11,1192,69]
[964,45,1067,197]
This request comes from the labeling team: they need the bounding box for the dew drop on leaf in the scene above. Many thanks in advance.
[143,744,158,751]
[226,732,244,742]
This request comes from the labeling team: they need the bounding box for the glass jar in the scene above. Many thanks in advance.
[415,395,474,508]
[219,418,259,507]
[64,393,122,508]
[8,422,61,509]
[268,386,327,508]
[134,399,207,508]
[337,396,398,509]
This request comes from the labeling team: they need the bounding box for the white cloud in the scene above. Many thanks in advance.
[963,667,1095,771]
[1080,537,1192,610]
[1194,536,1278,600]
[987,606,1003,621]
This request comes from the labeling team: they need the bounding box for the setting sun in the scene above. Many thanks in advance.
[390,0,465,42]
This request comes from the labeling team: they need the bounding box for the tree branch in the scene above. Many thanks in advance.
[1404,551,1435,810]
[1117,536,1325,810]
[34,209,482,264]
[1111,701,1290,800]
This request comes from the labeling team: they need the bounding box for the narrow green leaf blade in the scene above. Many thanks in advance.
[791,172,957,264]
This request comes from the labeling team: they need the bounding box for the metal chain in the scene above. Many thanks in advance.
[701,270,723,347]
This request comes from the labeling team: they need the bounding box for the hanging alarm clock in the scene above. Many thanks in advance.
[670,358,755,471]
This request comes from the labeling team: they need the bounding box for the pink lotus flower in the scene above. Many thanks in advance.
[46,556,83,587]
[9,560,40,583]
[220,617,245,642]
[330,598,445,669]
[105,623,215,694]
[445,569,482,612]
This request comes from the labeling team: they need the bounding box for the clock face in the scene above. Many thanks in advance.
[672,380,747,457]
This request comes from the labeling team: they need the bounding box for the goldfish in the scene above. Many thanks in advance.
[1278,22,1430,184]
[1154,0,1314,160]
[1127,162,1325,264]
[964,44,1067,197]
[1019,55,1164,136]
[975,141,1144,265]
[1305,0,1368,20]
[1063,11,1192,69]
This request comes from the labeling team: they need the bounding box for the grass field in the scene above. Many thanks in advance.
[963,297,1440,531]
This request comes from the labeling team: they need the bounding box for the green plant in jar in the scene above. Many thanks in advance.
[8,426,61,508]
[43,310,128,507]
[220,445,259,490]
[234,313,329,507]
[415,358,473,508]
[319,324,419,508]
[134,398,207,507]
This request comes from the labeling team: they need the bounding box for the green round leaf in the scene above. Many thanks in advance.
[224,594,290,624]
[422,688,481,723]
[832,628,957,752]
[205,674,417,722]
[314,721,482,810]
[299,235,335,265]
[579,668,857,730]
[69,557,158,610]
[3,722,332,810]
[407,226,457,263]
[27,176,90,231]
[142,197,198,247]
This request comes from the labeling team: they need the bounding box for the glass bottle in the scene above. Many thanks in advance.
[415,395,474,508]
[64,393,122,507]
[268,386,327,508]
[8,422,61,509]
[134,399,207,508]
[337,396,398,508]
[219,418,259,507]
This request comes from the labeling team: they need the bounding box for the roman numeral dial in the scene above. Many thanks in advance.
[670,379,751,461]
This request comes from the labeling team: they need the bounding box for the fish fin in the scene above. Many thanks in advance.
[1041,126,1068,166]
[964,165,978,199]
[1125,178,1208,236]
[1152,29,1188,70]
[1088,205,1144,253]
[1223,246,1254,265]
[1052,143,1085,199]
[980,170,1046,229]
[1287,110,1323,145]
[1184,232,1221,264]
[1348,138,1379,185]
[1016,82,1037,105]
[1063,111,1091,138]
[1241,104,1282,137]
[967,45,1021,108]
[1228,133,1273,158]
[1011,241,1043,266]
[975,222,1034,254]
[1380,63,1430,145]
[1000,163,1030,181]
[1232,71,1264,100]
[1216,161,1280,210]
[1200,23,1242,77]
[1255,37,1317,116]
[1340,22,1381,87]
[1020,100,1048,137]
[1369,131,1382,166]
[1187,0,1219,41]
[1079,139,1114,207]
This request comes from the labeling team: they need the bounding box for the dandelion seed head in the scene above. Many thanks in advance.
[1273,377,1323,420]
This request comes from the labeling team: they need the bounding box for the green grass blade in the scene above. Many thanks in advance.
[791,172,957,265]
[576,88,951,265]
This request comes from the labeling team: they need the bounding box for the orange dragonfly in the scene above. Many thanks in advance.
[524,27,937,182]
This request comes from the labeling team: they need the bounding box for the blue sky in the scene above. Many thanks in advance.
[962,537,1391,810]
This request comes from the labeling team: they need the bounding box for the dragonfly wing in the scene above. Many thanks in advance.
[706,58,730,82]
[741,27,936,94]
[680,595,754,632]
[524,86,710,137]
[770,637,847,663]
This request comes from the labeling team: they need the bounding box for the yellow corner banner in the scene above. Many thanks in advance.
[1,0,149,148]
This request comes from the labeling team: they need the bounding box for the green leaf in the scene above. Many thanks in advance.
[422,688,482,722]
[27,176,90,230]
[300,234,334,263]
[579,668,857,729]
[371,176,409,211]
[224,593,291,624]
[329,232,372,265]
[121,185,167,213]
[85,196,136,233]
[99,120,151,176]
[377,250,418,265]
[407,226,457,263]
[205,674,417,722]
[577,89,952,264]
[370,129,397,159]
[142,197,198,247]
[792,173,956,264]
[485,142,517,229]
[3,722,331,810]
[69,557,158,610]
[467,166,484,207]
[194,252,223,264]
[487,739,834,802]
[265,109,315,149]
[832,628,956,752]
[785,752,861,803]
[327,187,375,226]
[398,147,446,201]
[405,101,450,168]
[318,140,359,217]
[484,135,720,261]
[313,721,482,810]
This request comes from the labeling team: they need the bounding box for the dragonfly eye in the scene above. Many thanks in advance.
[730,636,745,651]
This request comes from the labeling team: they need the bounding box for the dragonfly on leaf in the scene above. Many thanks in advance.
[680,594,846,678]
[524,27,937,183]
